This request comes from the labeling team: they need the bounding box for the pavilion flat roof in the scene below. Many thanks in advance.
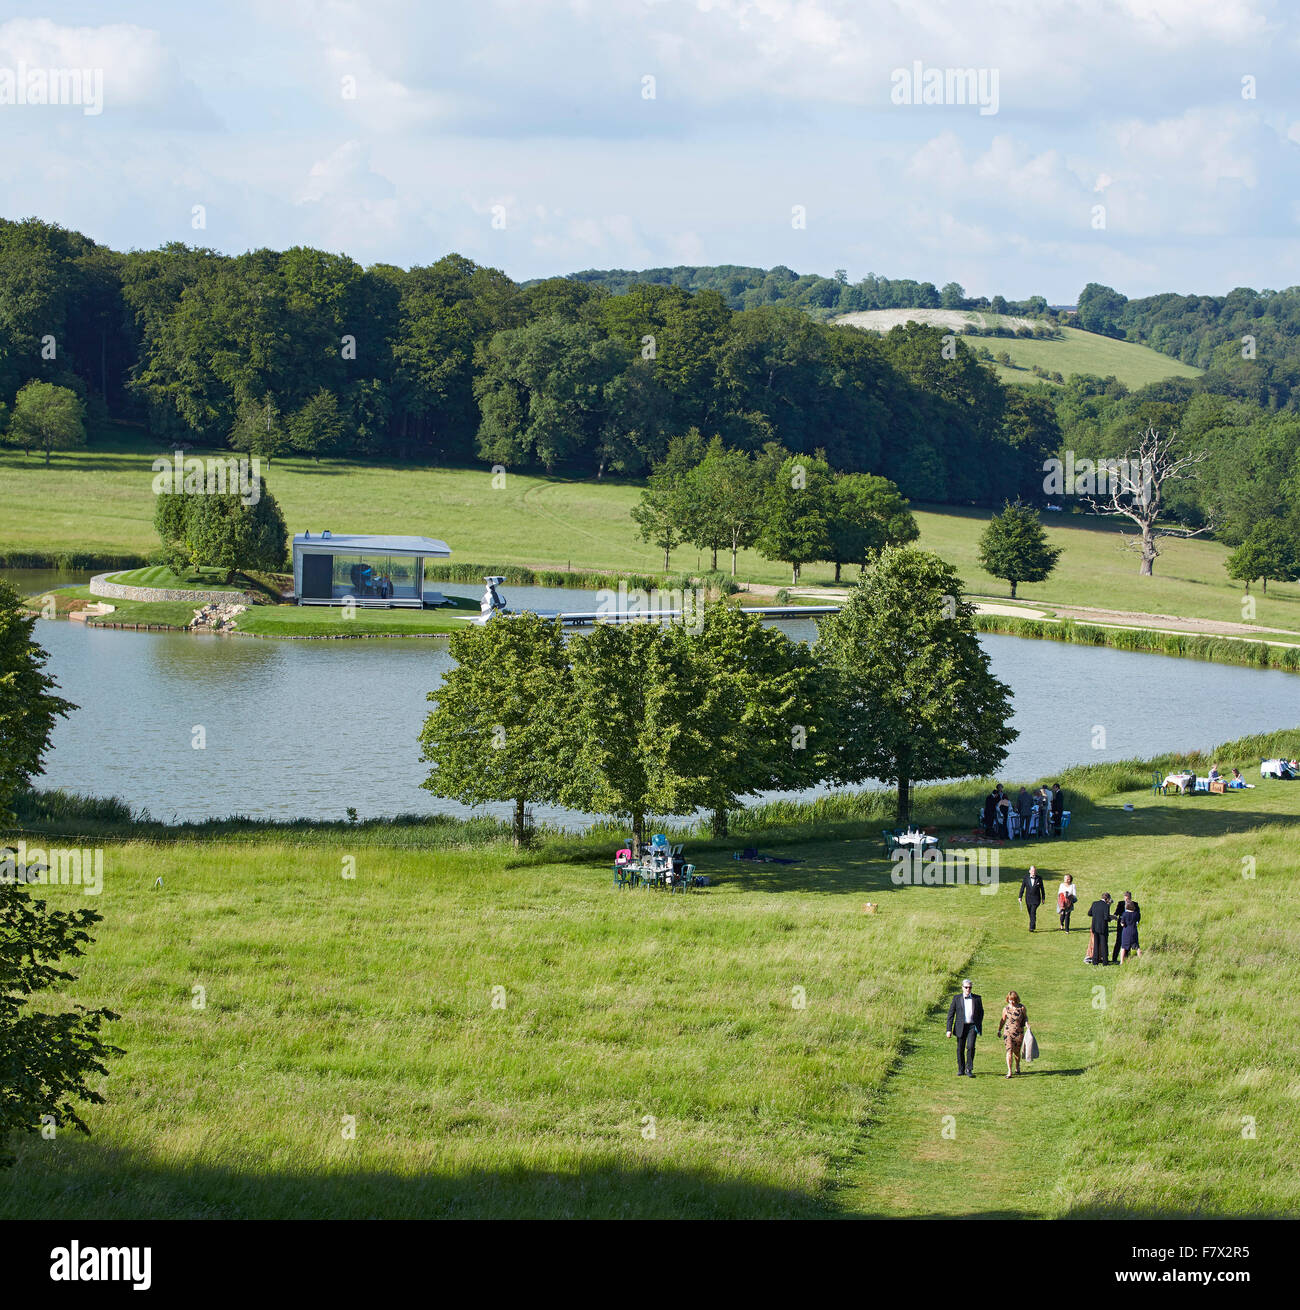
[293,532,451,557]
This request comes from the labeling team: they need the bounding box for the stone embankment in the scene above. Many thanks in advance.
[89,571,262,606]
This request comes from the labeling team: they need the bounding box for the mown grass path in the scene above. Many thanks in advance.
[836,869,1107,1217]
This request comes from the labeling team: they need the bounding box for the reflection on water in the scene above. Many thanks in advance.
[14,572,1300,827]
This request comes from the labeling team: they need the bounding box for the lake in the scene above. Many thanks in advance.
[8,571,1299,827]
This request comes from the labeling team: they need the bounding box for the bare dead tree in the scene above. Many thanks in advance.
[1084,426,1213,576]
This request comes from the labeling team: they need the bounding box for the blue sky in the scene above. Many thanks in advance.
[2,0,1298,301]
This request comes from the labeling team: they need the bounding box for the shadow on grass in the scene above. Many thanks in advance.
[711,850,900,894]
[0,1141,835,1220]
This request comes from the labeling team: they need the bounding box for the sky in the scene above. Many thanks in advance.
[2,0,1299,302]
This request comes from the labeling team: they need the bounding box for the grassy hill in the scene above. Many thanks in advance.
[3,731,1297,1218]
[4,435,1298,634]
[834,311,1203,390]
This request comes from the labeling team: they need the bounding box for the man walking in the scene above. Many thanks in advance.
[945,978,983,1078]
[1019,864,1046,931]
[1086,893,1113,964]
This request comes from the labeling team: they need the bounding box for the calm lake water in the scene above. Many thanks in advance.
[8,570,1299,827]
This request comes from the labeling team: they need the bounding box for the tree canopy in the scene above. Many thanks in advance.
[816,549,1016,825]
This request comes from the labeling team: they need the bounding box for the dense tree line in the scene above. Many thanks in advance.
[0,219,1056,505]
[1078,280,1300,412]
[563,264,1054,319]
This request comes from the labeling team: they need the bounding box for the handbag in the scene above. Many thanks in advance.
[1021,1027,1039,1062]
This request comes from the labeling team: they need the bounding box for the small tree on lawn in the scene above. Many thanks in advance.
[7,381,86,465]
[757,453,836,584]
[632,431,703,571]
[817,548,1016,827]
[184,478,288,583]
[229,393,288,463]
[1226,519,1298,595]
[290,389,346,463]
[153,488,194,578]
[419,612,571,847]
[827,472,919,584]
[680,438,763,574]
[978,500,1061,599]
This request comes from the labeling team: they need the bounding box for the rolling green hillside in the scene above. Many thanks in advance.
[834,311,1203,390]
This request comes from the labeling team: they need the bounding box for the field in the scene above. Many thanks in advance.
[834,312,1203,391]
[5,434,1298,636]
[3,731,1297,1218]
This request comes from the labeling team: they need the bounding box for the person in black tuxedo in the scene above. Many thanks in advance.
[1086,893,1113,964]
[981,791,998,836]
[945,978,983,1077]
[1019,865,1046,931]
[1050,783,1065,835]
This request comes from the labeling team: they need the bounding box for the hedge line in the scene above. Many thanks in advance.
[975,613,1300,672]
[0,549,153,571]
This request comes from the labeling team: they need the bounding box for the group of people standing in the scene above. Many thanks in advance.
[981,782,1063,839]
[942,866,1144,1079]
[1083,891,1142,965]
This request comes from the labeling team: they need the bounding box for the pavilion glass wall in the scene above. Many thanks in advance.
[329,553,420,601]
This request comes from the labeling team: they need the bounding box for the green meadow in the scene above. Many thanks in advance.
[986,326,1203,391]
[3,732,1296,1218]
[833,313,1203,391]
[4,433,1297,634]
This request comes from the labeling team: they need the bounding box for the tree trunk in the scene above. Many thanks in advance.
[895,776,911,828]
[1010,579,1018,598]
[662,545,670,571]
[513,797,526,848]
[1139,524,1156,575]
[631,808,645,852]
[730,546,738,577]
[834,561,842,583]
[1263,578,1268,595]
[792,563,799,584]
[711,806,728,838]
[711,546,718,570]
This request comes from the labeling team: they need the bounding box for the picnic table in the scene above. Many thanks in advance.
[894,830,940,853]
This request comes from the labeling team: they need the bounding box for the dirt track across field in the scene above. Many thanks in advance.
[737,582,1300,644]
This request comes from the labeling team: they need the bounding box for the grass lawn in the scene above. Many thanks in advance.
[5,430,1298,633]
[107,565,287,596]
[2,732,1297,1218]
[22,585,481,637]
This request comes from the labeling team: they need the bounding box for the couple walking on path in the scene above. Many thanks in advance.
[945,980,1036,1079]
[1017,866,1080,931]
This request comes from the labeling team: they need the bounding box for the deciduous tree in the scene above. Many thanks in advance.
[817,549,1016,826]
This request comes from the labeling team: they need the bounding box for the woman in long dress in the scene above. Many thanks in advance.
[997,991,1029,1078]
[1118,894,1141,962]
[1058,873,1078,932]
